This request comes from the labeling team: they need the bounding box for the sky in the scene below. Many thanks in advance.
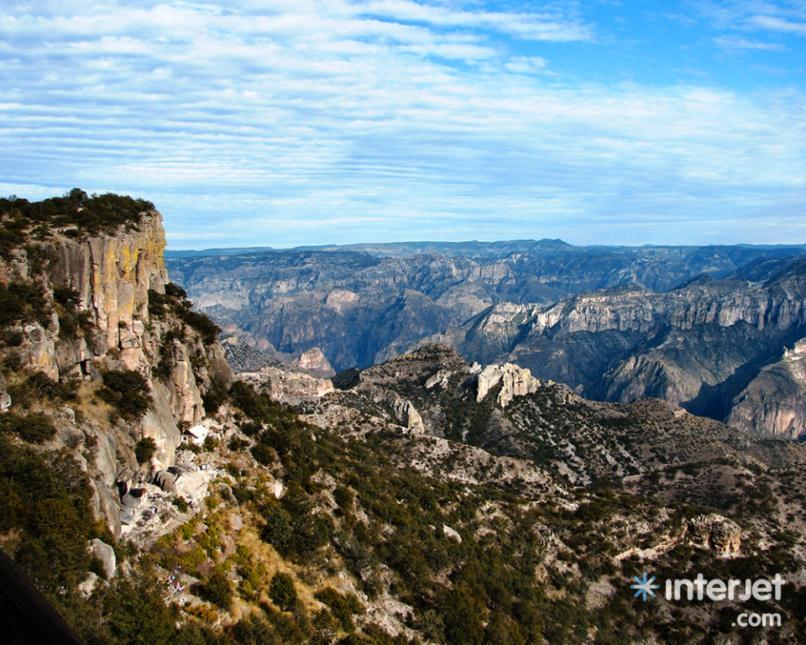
[1,1,805,248]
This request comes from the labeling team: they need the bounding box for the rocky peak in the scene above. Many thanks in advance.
[476,362,541,408]
[291,346,336,377]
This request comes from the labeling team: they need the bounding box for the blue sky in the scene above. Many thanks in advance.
[1,1,804,248]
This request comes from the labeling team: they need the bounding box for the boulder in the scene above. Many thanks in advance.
[153,469,179,492]
[78,572,100,597]
[89,538,117,579]
[442,524,462,543]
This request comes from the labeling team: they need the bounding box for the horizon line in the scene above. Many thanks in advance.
[164,238,806,255]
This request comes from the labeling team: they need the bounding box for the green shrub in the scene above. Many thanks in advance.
[0,282,49,328]
[202,375,229,415]
[269,572,298,611]
[146,283,219,344]
[439,585,486,645]
[54,286,92,338]
[2,351,22,372]
[102,576,179,645]
[135,437,157,464]
[1,329,23,346]
[100,369,152,420]
[1,189,153,240]
[260,501,294,552]
[0,435,94,594]
[333,485,354,510]
[165,282,187,299]
[154,328,183,379]
[147,289,169,318]
[180,309,220,344]
[314,587,362,631]
[193,569,233,611]
[227,615,282,644]
[8,371,77,406]
[0,412,56,443]
[229,381,291,425]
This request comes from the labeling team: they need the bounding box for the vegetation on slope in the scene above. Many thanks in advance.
[0,188,153,250]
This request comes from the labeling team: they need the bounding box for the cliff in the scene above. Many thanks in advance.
[727,337,806,438]
[51,212,167,362]
[0,192,230,536]
[449,269,806,434]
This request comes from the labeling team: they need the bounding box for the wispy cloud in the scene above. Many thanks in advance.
[691,0,806,34]
[749,13,806,33]
[0,1,804,247]
[714,35,786,48]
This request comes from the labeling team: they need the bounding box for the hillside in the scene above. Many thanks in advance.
[0,192,803,643]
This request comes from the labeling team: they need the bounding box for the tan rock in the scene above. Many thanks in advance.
[476,362,541,408]
[686,513,742,557]
[239,367,333,404]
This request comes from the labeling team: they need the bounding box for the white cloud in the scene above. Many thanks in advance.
[714,35,786,48]
[691,0,806,34]
[749,13,806,33]
[0,1,804,247]
[503,56,549,74]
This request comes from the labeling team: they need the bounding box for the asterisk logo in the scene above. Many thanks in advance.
[630,572,659,602]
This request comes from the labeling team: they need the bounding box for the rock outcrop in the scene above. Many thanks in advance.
[476,363,541,408]
[686,514,742,557]
[89,538,117,579]
[393,397,426,433]
[239,366,334,404]
[51,213,167,361]
[291,347,336,377]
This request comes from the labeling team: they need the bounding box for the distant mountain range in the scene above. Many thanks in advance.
[167,240,806,437]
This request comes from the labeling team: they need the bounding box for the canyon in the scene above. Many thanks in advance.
[168,241,806,438]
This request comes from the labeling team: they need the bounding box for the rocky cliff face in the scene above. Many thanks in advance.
[50,212,167,362]
[0,194,230,537]
[727,337,806,438]
[448,266,806,435]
